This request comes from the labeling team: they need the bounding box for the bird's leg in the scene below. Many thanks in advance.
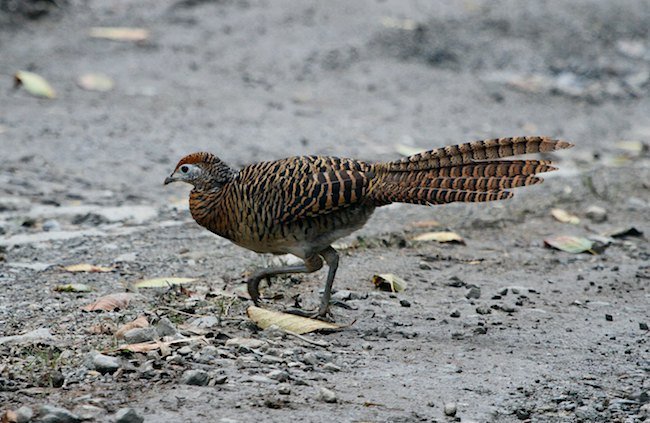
[247,256,323,305]
[286,246,339,320]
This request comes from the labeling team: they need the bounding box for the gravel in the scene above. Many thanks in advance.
[319,387,337,403]
[181,369,210,386]
[86,352,121,375]
[114,408,144,423]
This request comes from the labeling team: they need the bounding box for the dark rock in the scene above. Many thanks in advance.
[38,405,80,423]
[605,314,613,321]
[114,408,144,423]
[465,285,481,299]
[399,299,411,307]
[450,310,460,318]
[181,369,209,386]
[476,306,491,315]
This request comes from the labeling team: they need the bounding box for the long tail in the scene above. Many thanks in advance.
[369,136,573,206]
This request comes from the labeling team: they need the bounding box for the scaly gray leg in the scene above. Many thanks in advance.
[286,246,339,320]
[247,255,323,305]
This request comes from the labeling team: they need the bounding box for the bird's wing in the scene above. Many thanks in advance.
[238,156,373,224]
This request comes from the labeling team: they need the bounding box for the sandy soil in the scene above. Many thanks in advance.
[1,1,649,422]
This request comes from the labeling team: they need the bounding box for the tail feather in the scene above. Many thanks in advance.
[369,136,572,206]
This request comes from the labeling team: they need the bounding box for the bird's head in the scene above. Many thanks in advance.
[164,152,234,191]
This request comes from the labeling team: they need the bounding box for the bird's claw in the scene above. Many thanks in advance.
[284,306,333,322]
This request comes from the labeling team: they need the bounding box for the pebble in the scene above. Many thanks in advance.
[575,405,598,421]
[444,402,457,417]
[42,219,61,232]
[225,337,266,350]
[476,305,491,315]
[188,316,219,328]
[38,405,80,423]
[72,405,104,421]
[155,317,177,337]
[500,304,517,313]
[278,384,291,395]
[122,327,157,344]
[399,299,411,307]
[86,352,121,374]
[605,314,613,322]
[585,205,607,223]
[640,322,649,331]
[465,286,481,299]
[181,369,209,386]
[447,276,465,287]
[322,363,341,372]
[302,352,319,366]
[450,310,461,318]
[114,407,144,423]
[177,346,193,356]
[267,370,290,382]
[15,406,34,423]
[319,387,337,403]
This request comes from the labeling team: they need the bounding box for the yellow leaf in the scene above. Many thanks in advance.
[412,231,465,244]
[54,283,92,293]
[64,264,113,273]
[551,208,580,224]
[381,17,418,31]
[77,73,114,92]
[89,27,149,42]
[134,277,196,288]
[246,306,342,334]
[544,236,595,254]
[372,274,407,293]
[14,71,56,99]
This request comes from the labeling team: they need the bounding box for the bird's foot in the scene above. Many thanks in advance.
[284,306,334,322]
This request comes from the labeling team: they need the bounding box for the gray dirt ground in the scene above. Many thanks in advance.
[1,1,649,422]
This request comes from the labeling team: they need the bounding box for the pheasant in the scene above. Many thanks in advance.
[165,136,572,319]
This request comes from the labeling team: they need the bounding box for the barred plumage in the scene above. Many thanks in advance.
[165,136,573,319]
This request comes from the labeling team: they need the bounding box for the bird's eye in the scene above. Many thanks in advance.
[180,165,189,173]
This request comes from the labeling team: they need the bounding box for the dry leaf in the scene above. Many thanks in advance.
[82,293,133,312]
[77,73,114,92]
[134,277,196,288]
[551,208,580,224]
[64,263,112,273]
[1,409,18,423]
[55,283,92,293]
[372,274,407,293]
[116,336,205,353]
[14,71,56,99]
[246,306,341,334]
[412,231,465,244]
[89,27,149,42]
[544,236,595,254]
[615,140,646,154]
[115,315,149,339]
[394,143,424,156]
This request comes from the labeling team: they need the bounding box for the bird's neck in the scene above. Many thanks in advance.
[189,186,229,237]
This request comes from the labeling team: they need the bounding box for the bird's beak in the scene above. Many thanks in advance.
[164,175,175,185]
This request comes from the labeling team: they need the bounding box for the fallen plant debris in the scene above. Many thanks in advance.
[13,71,56,99]
[412,231,465,244]
[372,274,407,293]
[82,293,134,312]
[77,73,114,92]
[63,263,113,273]
[246,306,342,334]
[543,235,596,254]
[54,283,92,293]
[133,277,197,288]
[115,315,149,339]
[89,27,150,42]
[551,208,580,224]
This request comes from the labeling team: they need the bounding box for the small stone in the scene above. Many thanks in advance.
[450,310,461,318]
[331,290,352,301]
[399,299,411,307]
[188,316,219,328]
[605,314,613,322]
[322,363,341,372]
[114,407,144,423]
[278,384,291,395]
[498,288,508,296]
[474,326,488,335]
[585,205,607,223]
[465,286,481,299]
[42,219,61,232]
[575,405,597,421]
[447,276,465,287]
[419,261,432,270]
[444,402,457,417]
[302,352,319,365]
[38,405,80,423]
[155,317,177,337]
[122,327,157,344]
[212,375,227,385]
[86,352,121,374]
[319,387,337,403]
[500,304,517,313]
[639,322,648,331]
[15,406,34,423]
[225,337,266,350]
[181,369,209,386]
[267,370,289,382]
[476,306,491,315]
[177,346,193,356]
[73,405,104,421]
